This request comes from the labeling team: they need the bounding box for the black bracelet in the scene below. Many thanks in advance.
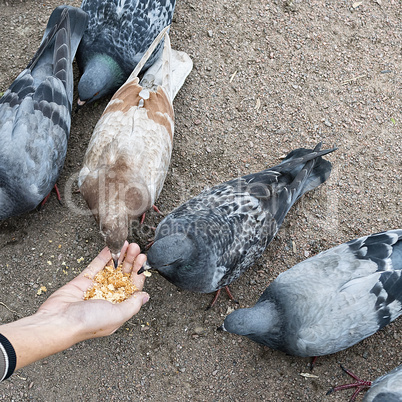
[0,333,17,381]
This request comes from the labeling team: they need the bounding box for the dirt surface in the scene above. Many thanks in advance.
[0,0,401,400]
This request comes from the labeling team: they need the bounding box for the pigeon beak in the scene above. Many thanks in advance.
[75,98,87,113]
[77,98,86,107]
[111,252,120,268]
[217,324,225,332]
[137,261,151,275]
[75,99,86,113]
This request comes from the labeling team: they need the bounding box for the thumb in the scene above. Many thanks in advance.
[116,291,150,317]
[139,292,150,306]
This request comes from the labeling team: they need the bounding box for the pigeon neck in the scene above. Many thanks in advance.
[248,302,279,333]
[150,234,196,267]
[91,53,122,72]
[225,300,280,338]
[92,54,124,85]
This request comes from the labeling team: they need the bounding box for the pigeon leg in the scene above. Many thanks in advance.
[152,205,163,215]
[309,356,318,371]
[139,205,163,225]
[40,184,62,208]
[53,184,62,204]
[326,365,372,401]
[206,286,239,310]
[224,286,239,304]
[145,240,154,249]
[206,289,222,310]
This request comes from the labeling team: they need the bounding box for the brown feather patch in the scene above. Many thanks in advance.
[145,88,174,141]
[101,78,174,141]
[102,78,143,115]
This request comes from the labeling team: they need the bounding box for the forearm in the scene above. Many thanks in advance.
[0,312,81,371]
[0,243,147,376]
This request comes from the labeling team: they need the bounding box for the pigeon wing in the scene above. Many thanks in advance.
[273,230,402,356]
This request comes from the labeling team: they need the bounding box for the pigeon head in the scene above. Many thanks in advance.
[79,161,153,262]
[146,233,198,288]
[101,217,128,260]
[77,54,124,105]
[222,301,281,347]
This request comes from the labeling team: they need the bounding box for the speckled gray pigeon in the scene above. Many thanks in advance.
[0,6,88,220]
[328,364,402,401]
[76,0,176,105]
[139,143,336,304]
[222,230,402,359]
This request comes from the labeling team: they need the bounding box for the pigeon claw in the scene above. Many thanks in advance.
[326,364,372,401]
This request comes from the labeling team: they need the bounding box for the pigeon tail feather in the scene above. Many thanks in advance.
[283,143,336,199]
[141,47,193,101]
[26,9,69,72]
[129,25,170,81]
[44,6,88,59]
[160,29,172,101]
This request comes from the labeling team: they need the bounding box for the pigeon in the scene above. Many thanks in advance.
[76,0,176,106]
[221,230,402,359]
[363,365,402,402]
[139,143,336,305]
[78,26,193,265]
[0,6,88,220]
[327,364,402,401]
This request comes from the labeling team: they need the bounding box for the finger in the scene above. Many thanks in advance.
[121,243,141,274]
[78,247,111,279]
[131,253,147,291]
[115,291,150,318]
[117,241,129,266]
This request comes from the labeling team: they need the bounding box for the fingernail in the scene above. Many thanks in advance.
[142,294,150,305]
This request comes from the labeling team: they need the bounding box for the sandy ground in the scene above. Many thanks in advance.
[0,0,401,400]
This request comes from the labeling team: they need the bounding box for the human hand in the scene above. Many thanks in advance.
[36,242,149,342]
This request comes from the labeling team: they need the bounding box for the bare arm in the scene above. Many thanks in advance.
[0,242,149,371]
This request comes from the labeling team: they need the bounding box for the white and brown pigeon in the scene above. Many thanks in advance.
[0,6,88,219]
[78,26,193,265]
[139,143,336,307]
[76,0,176,106]
[221,230,402,360]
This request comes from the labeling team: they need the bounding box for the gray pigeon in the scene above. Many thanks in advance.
[139,143,336,305]
[221,230,402,359]
[0,6,88,219]
[327,364,402,401]
[364,365,402,402]
[76,0,176,106]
